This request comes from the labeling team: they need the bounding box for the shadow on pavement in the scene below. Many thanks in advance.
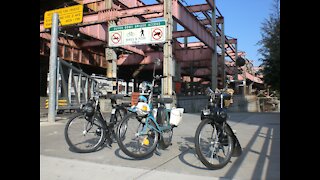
[114,148,154,161]
[178,142,209,170]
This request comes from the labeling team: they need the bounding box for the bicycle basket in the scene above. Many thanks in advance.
[170,108,184,126]
[136,102,150,117]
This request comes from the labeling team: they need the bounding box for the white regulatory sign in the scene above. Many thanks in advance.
[108,21,166,47]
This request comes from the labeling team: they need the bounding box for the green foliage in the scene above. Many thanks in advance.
[258,0,280,92]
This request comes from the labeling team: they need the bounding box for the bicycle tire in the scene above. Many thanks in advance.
[116,113,159,159]
[158,129,173,149]
[157,107,173,149]
[64,114,107,153]
[195,118,234,169]
[114,106,127,128]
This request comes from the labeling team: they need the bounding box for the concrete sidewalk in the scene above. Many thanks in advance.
[41,155,226,180]
[40,112,280,180]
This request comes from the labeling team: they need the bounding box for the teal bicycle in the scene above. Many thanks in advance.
[115,59,183,159]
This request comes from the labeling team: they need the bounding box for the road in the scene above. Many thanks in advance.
[40,112,280,180]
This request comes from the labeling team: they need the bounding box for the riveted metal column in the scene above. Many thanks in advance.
[163,0,173,96]
[221,17,225,88]
[211,0,218,90]
[48,13,59,123]
[105,0,117,94]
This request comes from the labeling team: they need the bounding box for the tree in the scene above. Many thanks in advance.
[258,0,280,93]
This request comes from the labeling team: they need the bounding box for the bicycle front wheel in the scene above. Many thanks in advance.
[116,113,159,159]
[195,118,234,169]
[64,114,106,153]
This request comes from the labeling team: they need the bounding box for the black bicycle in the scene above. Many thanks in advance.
[64,82,128,153]
[195,86,242,169]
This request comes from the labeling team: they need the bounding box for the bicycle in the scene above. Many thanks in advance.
[115,59,184,159]
[64,82,128,153]
[194,85,242,169]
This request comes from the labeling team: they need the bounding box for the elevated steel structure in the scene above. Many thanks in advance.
[40,0,262,94]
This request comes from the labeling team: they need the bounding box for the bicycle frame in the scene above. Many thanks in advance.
[128,104,172,135]
[128,58,173,136]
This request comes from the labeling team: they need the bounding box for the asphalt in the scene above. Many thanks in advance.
[40,112,280,180]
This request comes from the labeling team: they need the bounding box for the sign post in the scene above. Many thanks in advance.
[48,13,59,123]
[45,5,83,122]
[108,21,166,47]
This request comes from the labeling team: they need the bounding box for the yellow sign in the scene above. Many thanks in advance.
[44,4,83,29]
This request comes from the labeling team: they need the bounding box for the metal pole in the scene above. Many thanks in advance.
[243,60,247,96]
[163,0,173,96]
[211,0,218,90]
[221,17,225,88]
[48,13,59,123]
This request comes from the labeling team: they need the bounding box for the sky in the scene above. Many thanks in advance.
[141,0,276,67]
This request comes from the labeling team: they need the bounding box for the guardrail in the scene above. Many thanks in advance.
[46,58,98,112]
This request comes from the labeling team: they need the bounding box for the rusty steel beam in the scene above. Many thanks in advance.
[143,13,164,19]
[199,17,222,26]
[179,60,211,68]
[173,30,193,38]
[216,38,236,49]
[194,68,211,76]
[41,33,81,49]
[172,0,215,51]
[41,4,163,29]
[79,24,107,41]
[216,16,224,24]
[199,19,211,25]
[82,4,164,26]
[115,0,162,19]
[175,48,212,62]
[80,40,105,47]
[117,51,162,65]
[202,11,212,22]
[227,38,237,44]
[121,45,145,57]
[186,4,211,12]
[179,42,206,48]
[205,0,215,10]
[40,36,107,68]
[42,33,147,67]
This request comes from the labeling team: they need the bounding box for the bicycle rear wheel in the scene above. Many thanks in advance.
[158,129,173,149]
[64,114,106,153]
[195,118,234,169]
[116,113,159,159]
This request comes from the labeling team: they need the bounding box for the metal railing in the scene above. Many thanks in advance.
[53,58,98,111]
